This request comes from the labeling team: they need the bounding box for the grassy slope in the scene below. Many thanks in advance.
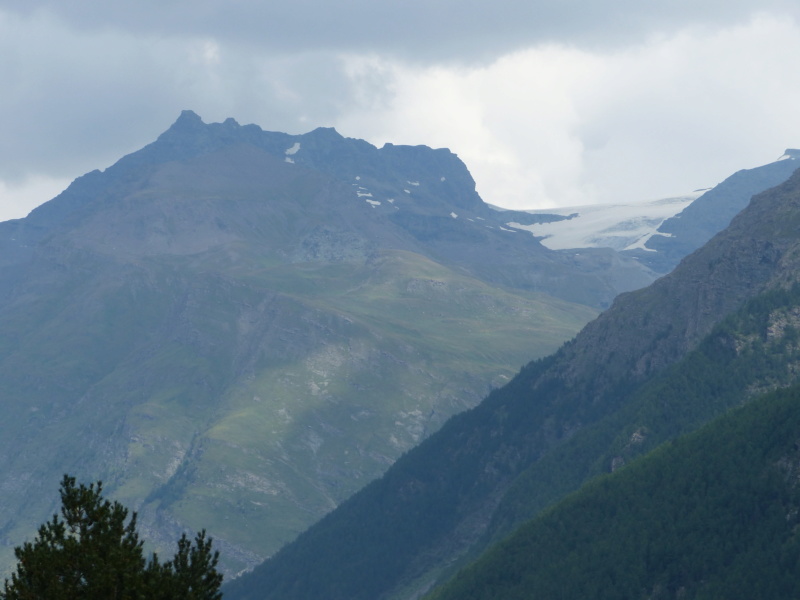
[0,248,595,575]
[153,250,596,571]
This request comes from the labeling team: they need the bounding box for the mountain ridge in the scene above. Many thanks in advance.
[428,383,800,600]
[4,112,796,588]
[3,111,655,309]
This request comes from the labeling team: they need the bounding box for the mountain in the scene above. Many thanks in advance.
[0,111,618,576]
[222,158,800,599]
[0,110,654,308]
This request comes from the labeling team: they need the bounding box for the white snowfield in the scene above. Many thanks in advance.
[284,142,301,163]
[503,192,703,252]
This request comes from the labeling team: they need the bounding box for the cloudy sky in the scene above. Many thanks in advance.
[2,2,800,222]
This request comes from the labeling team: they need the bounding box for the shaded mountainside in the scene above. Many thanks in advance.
[223,166,800,599]
[429,384,800,600]
[0,112,605,575]
[467,274,800,572]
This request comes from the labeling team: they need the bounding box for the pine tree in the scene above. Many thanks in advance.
[1,475,222,600]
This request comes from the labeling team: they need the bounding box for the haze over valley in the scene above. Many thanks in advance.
[5,2,800,598]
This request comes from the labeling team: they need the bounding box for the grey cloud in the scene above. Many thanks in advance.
[2,0,800,222]
[0,10,370,186]
[3,0,799,61]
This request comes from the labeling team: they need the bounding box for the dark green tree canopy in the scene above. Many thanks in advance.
[1,475,222,600]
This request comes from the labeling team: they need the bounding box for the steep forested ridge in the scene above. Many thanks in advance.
[224,165,800,599]
[429,384,800,600]
[461,279,800,581]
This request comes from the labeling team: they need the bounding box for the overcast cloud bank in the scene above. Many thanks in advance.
[1,2,800,221]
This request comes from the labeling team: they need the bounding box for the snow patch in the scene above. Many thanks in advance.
[450,212,458,219]
[407,181,420,186]
[285,157,294,164]
[357,191,373,198]
[440,177,446,182]
[404,189,411,194]
[285,142,301,156]
[365,199,381,207]
[387,198,395,203]
[621,233,658,252]
[505,193,698,251]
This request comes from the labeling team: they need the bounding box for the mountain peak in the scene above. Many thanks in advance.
[221,116,241,129]
[152,110,208,147]
[172,109,204,129]
[305,126,343,141]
